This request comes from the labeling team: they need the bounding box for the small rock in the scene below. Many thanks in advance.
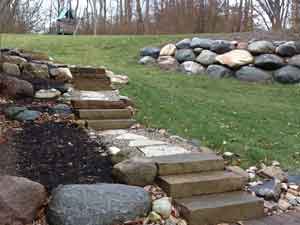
[216,50,254,68]
[274,65,300,84]
[2,62,21,76]
[138,56,156,65]
[250,179,282,201]
[180,61,205,75]
[210,40,232,54]
[278,199,291,211]
[35,89,61,99]
[152,197,172,219]
[160,44,176,56]
[257,166,287,182]
[254,54,284,70]
[235,66,272,83]
[264,201,278,211]
[109,74,129,89]
[276,41,296,57]
[112,157,157,186]
[175,49,195,63]
[193,48,203,54]
[140,47,160,59]
[196,50,217,66]
[248,41,275,54]
[190,38,213,49]
[206,64,233,79]
[49,67,73,81]
[147,211,162,222]
[223,151,234,159]
[158,56,179,71]
[175,38,192,49]
[51,104,72,115]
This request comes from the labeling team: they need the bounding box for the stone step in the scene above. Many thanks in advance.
[87,119,135,130]
[157,171,245,198]
[71,91,132,109]
[151,153,225,176]
[175,191,264,225]
[77,108,133,120]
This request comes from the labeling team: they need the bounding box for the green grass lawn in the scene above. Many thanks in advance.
[1,34,300,171]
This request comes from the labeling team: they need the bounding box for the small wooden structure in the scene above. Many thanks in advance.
[57,8,76,35]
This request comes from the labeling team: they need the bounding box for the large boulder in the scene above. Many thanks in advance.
[180,61,205,75]
[2,62,21,76]
[254,54,284,70]
[249,179,281,201]
[158,56,179,71]
[47,184,151,225]
[140,47,160,59]
[2,55,27,65]
[175,49,195,63]
[276,41,296,57]
[248,41,275,54]
[206,65,233,79]
[210,40,232,54]
[139,56,156,65]
[196,50,217,66]
[160,44,176,56]
[0,75,34,97]
[274,65,300,84]
[113,158,157,186]
[288,54,300,68]
[216,49,254,68]
[190,38,213,49]
[23,62,49,79]
[175,38,191,49]
[49,67,73,81]
[0,176,47,225]
[15,110,42,121]
[235,66,272,83]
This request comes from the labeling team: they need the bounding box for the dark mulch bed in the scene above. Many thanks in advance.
[6,122,113,191]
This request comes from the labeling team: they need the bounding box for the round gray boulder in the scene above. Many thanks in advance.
[210,40,232,54]
[288,54,300,68]
[158,56,179,71]
[196,50,217,66]
[274,65,300,84]
[235,66,272,82]
[254,54,284,70]
[248,41,275,54]
[180,61,205,75]
[47,184,151,225]
[276,42,296,57]
[206,65,233,79]
[113,158,157,186]
[175,39,191,49]
[190,38,213,49]
[140,47,160,59]
[175,49,195,63]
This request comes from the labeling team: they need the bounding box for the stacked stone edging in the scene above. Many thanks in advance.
[139,38,300,84]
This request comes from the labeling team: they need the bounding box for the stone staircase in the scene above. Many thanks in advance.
[152,152,265,225]
[70,66,136,130]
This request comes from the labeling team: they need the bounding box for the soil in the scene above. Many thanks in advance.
[1,121,113,192]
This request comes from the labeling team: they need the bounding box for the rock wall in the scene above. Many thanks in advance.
[139,38,300,84]
[0,48,128,99]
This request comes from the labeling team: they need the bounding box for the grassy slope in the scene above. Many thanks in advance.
[2,34,300,170]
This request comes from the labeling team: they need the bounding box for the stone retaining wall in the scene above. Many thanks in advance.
[139,38,300,84]
[0,48,128,99]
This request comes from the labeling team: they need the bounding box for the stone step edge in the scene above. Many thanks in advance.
[76,108,134,120]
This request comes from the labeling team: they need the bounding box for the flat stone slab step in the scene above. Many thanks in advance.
[87,119,136,130]
[77,109,133,119]
[157,171,245,198]
[175,191,264,225]
[71,91,132,109]
[139,145,189,157]
[151,153,225,175]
